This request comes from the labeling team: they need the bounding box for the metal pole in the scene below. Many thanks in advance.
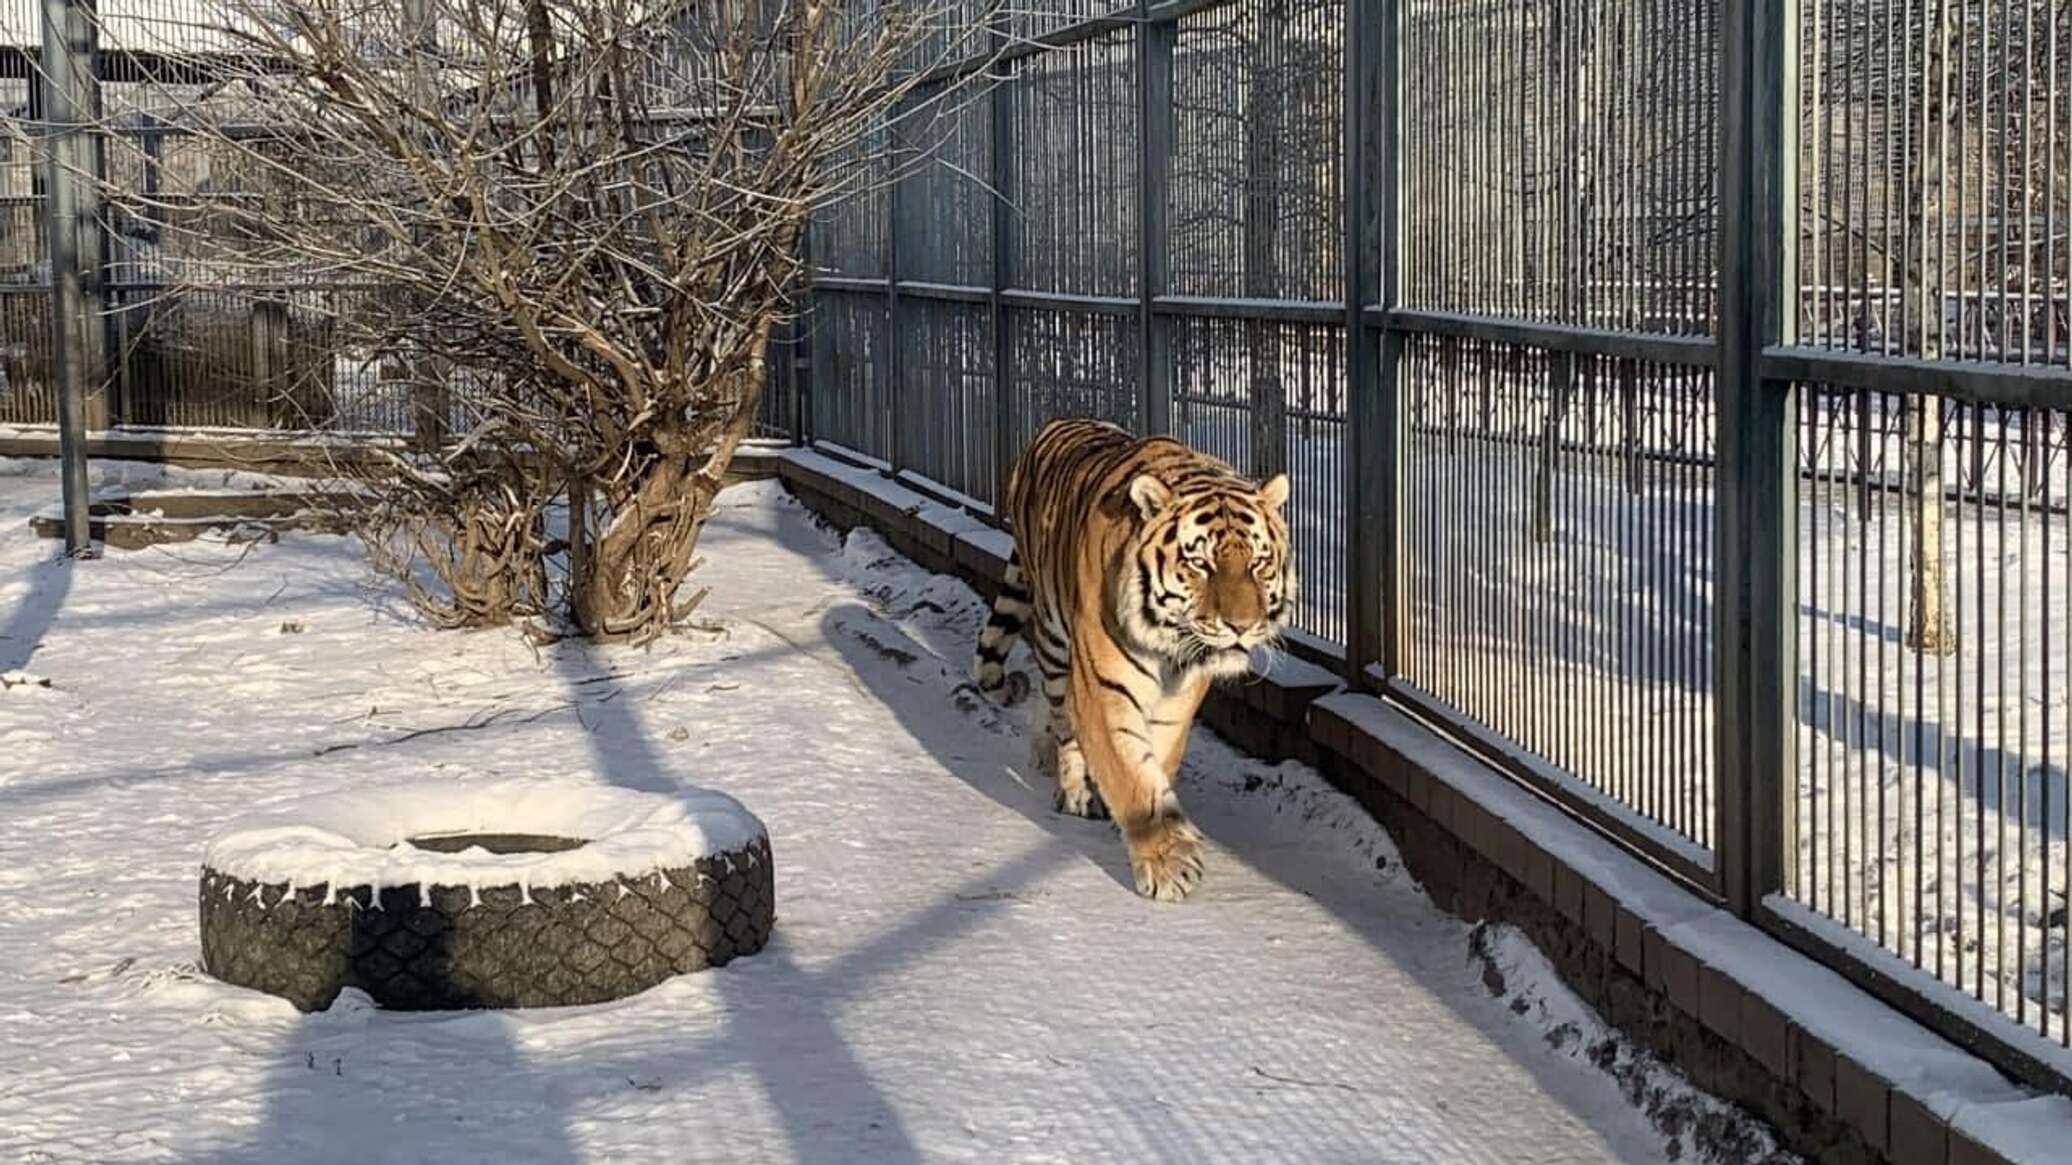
[39,0,94,557]
[884,104,905,474]
[792,226,811,447]
[1136,3,1173,437]
[1346,0,1399,682]
[404,0,449,452]
[989,9,1016,506]
[1717,0,1798,915]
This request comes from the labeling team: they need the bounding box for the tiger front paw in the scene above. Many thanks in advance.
[1128,822,1204,903]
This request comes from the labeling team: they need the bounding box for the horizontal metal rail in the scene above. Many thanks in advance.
[1378,308,1721,368]
[910,0,1245,89]
[1762,345,2072,408]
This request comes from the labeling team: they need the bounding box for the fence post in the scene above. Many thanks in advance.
[1345,0,1399,682]
[884,105,905,475]
[403,0,448,451]
[37,0,98,556]
[1136,3,1173,437]
[792,225,811,447]
[989,11,1015,506]
[1717,0,1798,916]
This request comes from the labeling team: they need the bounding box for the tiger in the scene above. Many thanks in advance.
[972,417,1294,903]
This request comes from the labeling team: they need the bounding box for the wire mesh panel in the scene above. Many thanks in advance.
[899,297,997,503]
[1394,0,1722,857]
[1172,316,1346,643]
[1169,0,1344,303]
[1007,27,1138,298]
[814,121,892,281]
[8,0,367,433]
[896,85,994,289]
[1400,0,1720,333]
[811,293,894,465]
[1794,0,2072,363]
[1792,386,2072,1045]
[1779,0,2072,1054]
[0,73,49,426]
[1005,305,1138,456]
[106,286,347,430]
[0,0,256,55]
[1402,332,1718,856]
[0,288,49,425]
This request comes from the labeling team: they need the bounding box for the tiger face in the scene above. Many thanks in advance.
[1118,471,1295,678]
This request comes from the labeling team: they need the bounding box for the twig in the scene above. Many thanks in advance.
[1249,1066,1362,1093]
[313,702,567,755]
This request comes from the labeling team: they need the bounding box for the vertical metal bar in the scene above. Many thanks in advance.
[1347,0,1400,683]
[989,12,1015,507]
[885,103,905,473]
[1137,3,1172,438]
[74,0,106,430]
[793,219,813,447]
[38,0,94,557]
[1718,0,1797,914]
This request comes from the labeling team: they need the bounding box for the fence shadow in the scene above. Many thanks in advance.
[181,1003,582,1164]
[0,550,74,673]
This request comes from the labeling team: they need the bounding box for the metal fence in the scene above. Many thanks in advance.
[0,0,805,439]
[796,0,2072,1095]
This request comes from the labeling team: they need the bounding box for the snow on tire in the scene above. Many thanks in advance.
[197,779,773,1011]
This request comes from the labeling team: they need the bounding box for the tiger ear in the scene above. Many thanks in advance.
[1128,473,1172,520]
[1257,473,1290,511]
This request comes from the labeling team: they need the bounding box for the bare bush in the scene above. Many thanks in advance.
[98,0,993,640]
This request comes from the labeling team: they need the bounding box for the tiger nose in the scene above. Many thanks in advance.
[1221,611,1266,636]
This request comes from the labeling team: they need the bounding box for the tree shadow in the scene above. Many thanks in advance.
[0,547,74,673]
[1798,674,2068,840]
[1799,602,1906,648]
[549,634,929,1164]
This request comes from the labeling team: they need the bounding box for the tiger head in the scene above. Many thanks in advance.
[1118,471,1296,678]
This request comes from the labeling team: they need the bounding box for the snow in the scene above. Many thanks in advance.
[203,779,765,905]
[1315,691,2072,1165]
[0,460,1786,1163]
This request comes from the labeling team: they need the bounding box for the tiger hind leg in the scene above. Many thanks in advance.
[1030,617,1106,820]
[972,553,1032,706]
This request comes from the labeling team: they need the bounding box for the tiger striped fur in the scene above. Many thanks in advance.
[972,418,1295,902]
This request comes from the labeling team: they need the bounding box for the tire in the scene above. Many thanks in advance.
[197,783,774,1012]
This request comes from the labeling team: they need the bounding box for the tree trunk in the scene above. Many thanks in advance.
[1534,352,1573,543]
[573,343,778,643]
[1902,0,1958,656]
[1906,397,1954,652]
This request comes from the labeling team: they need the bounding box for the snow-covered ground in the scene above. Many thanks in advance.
[0,459,1788,1163]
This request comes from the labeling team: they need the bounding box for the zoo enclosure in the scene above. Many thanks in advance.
[798,0,2072,1096]
[5,0,2072,1103]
